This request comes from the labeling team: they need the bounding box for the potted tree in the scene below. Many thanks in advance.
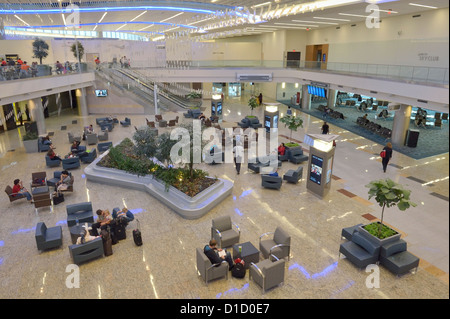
[32,38,51,76]
[70,41,87,72]
[280,114,303,145]
[22,131,39,153]
[247,96,259,117]
[361,178,417,245]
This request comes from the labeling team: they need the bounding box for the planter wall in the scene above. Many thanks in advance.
[84,145,233,220]
[23,139,39,153]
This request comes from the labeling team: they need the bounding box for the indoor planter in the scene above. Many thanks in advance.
[362,178,416,244]
[23,131,39,153]
[248,96,259,116]
[280,114,303,143]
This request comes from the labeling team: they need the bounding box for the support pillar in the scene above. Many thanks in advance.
[28,98,46,136]
[0,105,7,131]
[301,85,311,110]
[154,84,159,115]
[391,104,412,146]
[76,88,88,117]
[327,89,337,108]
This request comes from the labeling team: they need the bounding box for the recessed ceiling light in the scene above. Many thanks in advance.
[313,17,351,22]
[339,13,369,18]
[409,3,438,9]
[292,20,338,25]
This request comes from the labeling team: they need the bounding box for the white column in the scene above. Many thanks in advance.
[0,105,7,131]
[76,88,88,117]
[327,89,337,108]
[301,85,311,110]
[28,98,46,135]
[391,104,412,146]
[154,84,159,115]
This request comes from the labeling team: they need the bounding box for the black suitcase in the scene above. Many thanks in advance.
[133,219,143,246]
[53,193,64,205]
[101,229,113,256]
[114,223,127,241]
[232,262,246,279]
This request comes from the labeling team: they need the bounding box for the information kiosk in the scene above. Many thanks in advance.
[304,134,339,198]
[263,103,280,133]
[211,94,224,122]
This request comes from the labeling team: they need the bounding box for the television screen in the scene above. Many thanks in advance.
[309,155,323,185]
[217,102,222,115]
[308,85,312,95]
[273,115,278,129]
[95,89,108,97]
[211,106,216,115]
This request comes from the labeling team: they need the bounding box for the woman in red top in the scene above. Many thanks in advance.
[278,143,286,156]
[47,148,62,161]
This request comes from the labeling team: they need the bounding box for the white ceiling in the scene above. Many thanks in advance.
[0,0,448,39]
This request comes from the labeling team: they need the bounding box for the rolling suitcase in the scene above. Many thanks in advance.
[133,219,143,246]
[101,229,113,256]
[114,222,127,241]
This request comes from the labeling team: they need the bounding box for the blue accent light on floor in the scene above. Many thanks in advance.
[11,226,36,235]
[130,208,144,215]
[0,241,4,247]
[239,189,253,198]
[81,174,86,179]
[0,258,3,265]
[289,261,338,280]
[216,283,249,299]
[234,208,243,216]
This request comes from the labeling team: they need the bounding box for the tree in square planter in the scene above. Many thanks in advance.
[280,114,303,143]
[248,96,259,116]
[363,178,417,244]
[22,131,39,153]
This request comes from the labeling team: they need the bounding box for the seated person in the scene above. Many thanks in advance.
[70,140,81,154]
[53,170,71,196]
[42,135,55,149]
[204,239,234,270]
[91,209,113,236]
[12,179,33,202]
[268,168,279,177]
[198,113,206,121]
[113,207,135,223]
[278,143,286,156]
[75,224,100,245]
[47,148,62,162]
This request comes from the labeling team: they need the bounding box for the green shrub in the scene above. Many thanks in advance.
[364,223,398,239]
[23,131,38,141]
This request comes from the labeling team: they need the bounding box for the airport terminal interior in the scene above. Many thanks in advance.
[0,0,449,301]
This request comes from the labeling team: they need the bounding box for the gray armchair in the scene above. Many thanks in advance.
[249,255,285,294]
[98,130,108,141]
[259,226,291,261]
[68,132,81,144]
[380,239,420,276]
[339,231,381,269]
[288,147,308,164]
[211,215,241,248]
[261,175,282,190]
[69,237,104,265]
[283,166,303,184]
[35,222,63,251]
[66,202,94,227]
[86,133,98,145]
[196,247,229,285]
[98,142,113,153]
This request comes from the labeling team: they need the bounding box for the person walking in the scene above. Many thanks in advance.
[321,121,329,134]
[380,142,393,173]
[233,140,244,175]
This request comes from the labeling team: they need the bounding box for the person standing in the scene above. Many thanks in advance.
[258,93,263,105]
[287,106,292,116]
[233,141,244,175]
[381,142,393,173]
[321,121,329,134]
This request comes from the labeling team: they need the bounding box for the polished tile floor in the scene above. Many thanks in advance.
[0,95,448,299]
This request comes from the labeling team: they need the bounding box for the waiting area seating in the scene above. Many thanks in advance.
[80,149,97,164]
[69,237,104,265]
[97,130,108,141]
[98,142,113,153]
[184,108,201,119]
[211,216,241,248]
[287,147,308,164]
[86,133,98,145]
[4,185,27,203]
[356,117,392,139]
[339,231,381,269]
[238,117,263,129]
[379,239,420,276]
[259,227,291,261]
[68,132,81,144]
[283,166,303,184]
[38,137,51,152]
[120,117,131,127]
[196,247,229,285]
[249,255,285,294]
[35,222,63,251]
[62,157,81,170]
[248,155,281,174]
[46,155,61,167]
[261,174,282,190]
[66,202,94,227]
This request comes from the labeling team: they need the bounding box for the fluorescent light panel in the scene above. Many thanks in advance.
[98,12,108,23]
[130,10,147,22]
[160,12,184,23]
[14,15,30,26]
[292,20,338,25]
[409,3,438,9]
[313,16,351,21]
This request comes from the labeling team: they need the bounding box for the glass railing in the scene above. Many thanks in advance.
[157,60,449,85]
[0,62,94,83]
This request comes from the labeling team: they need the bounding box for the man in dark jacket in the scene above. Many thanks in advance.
[204,239,234,269]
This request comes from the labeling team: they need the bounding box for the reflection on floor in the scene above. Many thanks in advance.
[0,98,448,299]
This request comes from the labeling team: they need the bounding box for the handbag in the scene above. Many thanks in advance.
[380,150,386,158]
[53,193,64,205]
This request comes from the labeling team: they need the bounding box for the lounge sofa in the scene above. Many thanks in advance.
[261,174,282,190]
[35,222,63,251]
[80,149,97,164]
[98,142,113,153]
[184,109,201,119]
[120,117,131,127]
[62,157,81,170]
[46,155,61,168]
[237,118,251,129]
[283,166,303,184]
[248,155,281,173]
[69,237,104,265]
[288,147,309,164]
[66,202,94,227]
[339,231,381,269]
[47,171,71,188]
[379,239,420,276]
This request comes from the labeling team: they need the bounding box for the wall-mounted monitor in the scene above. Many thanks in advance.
[217,102,223,115]
[95,89,108,97]
[310,155,323,185]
